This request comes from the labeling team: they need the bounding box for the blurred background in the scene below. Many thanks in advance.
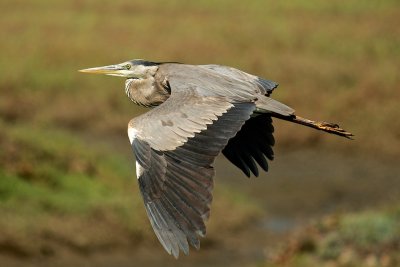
[1,0,399,266]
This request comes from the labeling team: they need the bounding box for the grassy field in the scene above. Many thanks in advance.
[0,0,399,266]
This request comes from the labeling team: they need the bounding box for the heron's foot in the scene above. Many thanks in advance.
[317,121,354,139]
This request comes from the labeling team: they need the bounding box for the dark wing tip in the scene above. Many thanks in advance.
[223,114,275,178]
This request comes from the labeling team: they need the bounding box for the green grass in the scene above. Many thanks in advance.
[339,212,399,251]
[0,119,138,214]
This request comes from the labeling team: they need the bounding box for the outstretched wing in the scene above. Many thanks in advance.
[223,114,275,177]
[128,87,255,257]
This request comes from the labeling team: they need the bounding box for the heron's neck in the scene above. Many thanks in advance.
[125,76,170,107]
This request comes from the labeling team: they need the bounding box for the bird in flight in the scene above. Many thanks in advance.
[80,60,352,258]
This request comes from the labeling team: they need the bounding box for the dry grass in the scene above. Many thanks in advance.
[0,0,399,155]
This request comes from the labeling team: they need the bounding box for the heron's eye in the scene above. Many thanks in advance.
[125,64,131,70]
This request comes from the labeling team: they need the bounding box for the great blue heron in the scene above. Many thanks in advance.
[79,59,352,258]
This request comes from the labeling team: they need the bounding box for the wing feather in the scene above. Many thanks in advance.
[222,114,275,177]
[130,97,255,257]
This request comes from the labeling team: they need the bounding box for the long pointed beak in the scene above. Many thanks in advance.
[79,64,125,75]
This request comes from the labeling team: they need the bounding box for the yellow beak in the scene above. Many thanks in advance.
[79,64,125,75]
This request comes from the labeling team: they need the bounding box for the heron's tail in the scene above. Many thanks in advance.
[273,114,354,139]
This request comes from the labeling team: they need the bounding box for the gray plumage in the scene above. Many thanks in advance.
[79,59,353,258]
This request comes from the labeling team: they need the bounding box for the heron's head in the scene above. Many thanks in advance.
[79,59,158,78]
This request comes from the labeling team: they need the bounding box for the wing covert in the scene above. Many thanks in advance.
[158,63,278,102]
[129,88,234,151]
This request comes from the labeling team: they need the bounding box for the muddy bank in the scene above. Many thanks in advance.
[216,148,400,218]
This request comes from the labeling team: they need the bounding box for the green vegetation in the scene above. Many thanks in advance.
[0,120,137,215]
[0,0,399,264]
[263,208,400,267]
